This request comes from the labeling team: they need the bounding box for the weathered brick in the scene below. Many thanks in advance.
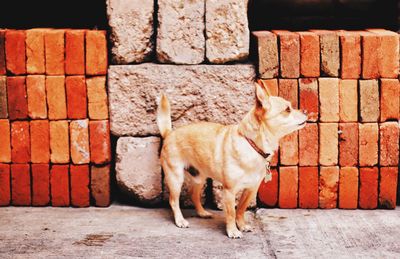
[359,80,379,122]
[319,78,339,122]
[49,121,70,164]
[0,30,5,75]
[91,164,111,207]
[273,30,300,78]
[298,31,320,77]
[70,120,90,165]
[44,30,65,75]
[31,164,50,206]
[311,30,340,77]
[46,76,67,120]
[279,166,298,208]
[0,120,11,163]
[338,167,358,209]
[0,164,10,206]
[30,120,50,164]
[50,164,70,207]
[278,79,298,107]
[299,123,318,166]
[252,31,278,79]
[339,79,358,122]
[26,29,46,74]
[65,30,85,75]
[66,76,87,119]
[299,78,318,122]
[359,167,378,209]
[270,149,279,167]
[339,31,361,79]
[70,164,90,207]
[380,79,399,122]
[26,75,47,119]
[0,76,7,118]
[319,123,338,166]
[339,123,358,167]
[7,76,28,120]
[257,168,278,207]
[11,121,30,163]
[89,120,111,164]
[359,123,378,166]
[379,122,399,166]
[298,167,318,209]
[11,164,31,206]
[87,76,109,120]
[361,31,380,79]
[379,167,398,209]
[86,30,107,75]
[5,30,26,75]
[319,166,339,209]
[257,79,278,96]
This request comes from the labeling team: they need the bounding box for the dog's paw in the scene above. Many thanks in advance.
[175,218,189,228]
[197,210,213,219]
[238,224,252,232]
[227,228,243,239]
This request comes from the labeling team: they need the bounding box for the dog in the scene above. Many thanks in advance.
[157,81,307,238]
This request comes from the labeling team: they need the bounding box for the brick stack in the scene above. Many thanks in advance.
[0,29,111,207]
[254,29,399,209]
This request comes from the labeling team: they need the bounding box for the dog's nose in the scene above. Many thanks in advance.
[302,109,308,115]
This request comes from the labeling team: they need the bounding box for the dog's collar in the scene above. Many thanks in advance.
[245,137,271,160]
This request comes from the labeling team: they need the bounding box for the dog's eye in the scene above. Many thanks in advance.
[285,106,291,113]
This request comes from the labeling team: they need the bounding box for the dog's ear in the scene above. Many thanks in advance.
[255,82,271,110]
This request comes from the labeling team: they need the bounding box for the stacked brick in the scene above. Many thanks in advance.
[0,29,111,207]
[254,29,399,209]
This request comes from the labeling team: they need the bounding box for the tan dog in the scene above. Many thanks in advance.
[157,82,307,238]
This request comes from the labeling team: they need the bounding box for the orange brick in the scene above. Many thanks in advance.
[70,120,90,165]
[299,78,318,122]
[380,79,399,122]
[11,121,30,163]
[44,30,65,75]
[270,150,278,167]
[279,132,298,166]
[298,167,318,209]
[11,164,31,206]
[319,123,338,166]
[359,167,378,209]
[70,165,90,207]
[65,30,85,75]
[0,164,10,206]
[311,30,340,77]
[46,76,67,120]
[86,30,107,76]
[359,123,378,166]
[257,168,278,207]
[49,121,70,164]
[339,31,361,79]
[5,30,26,75]
[379,167,398,209]
[50,164,70,207]
[66,76,87,119]
[359,80,379,122]
[0,76,7,118]
[257,79,278,96]
[26,29,46,74]
[278,79,298,107]
[0,30,5,75]
[89,120,111,164]
[361,31,380,79]
[7,76,28,120]
[91,164,111,207]
[339,123,358,167]
[273,30,300,78]
[299,123,318,166]
[87,76,109,120]
[339,80,358,122]
[278,166,298,208]
[0,120,11,163]
[298,32,320,77]
[319,78,339,122]
[338,167,358,209]
[251,31,278,79]
[27,75,47,119]
[379,122,399,166]
[319,166,339,209]
[30,120,50,164]
[31,164,50,206]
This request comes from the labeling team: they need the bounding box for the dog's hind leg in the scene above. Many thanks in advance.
[190,178,213,218]
[236,187,258,232]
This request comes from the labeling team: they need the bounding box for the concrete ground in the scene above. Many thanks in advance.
[0,205,399,258]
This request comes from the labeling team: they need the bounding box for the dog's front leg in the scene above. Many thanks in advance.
[236,188,258,232]
[223,189,242,239]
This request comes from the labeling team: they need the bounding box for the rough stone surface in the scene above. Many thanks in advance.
[206,0,249,64]
[107,0,154,64]
[116,137,162,205]
[108,64,256,136]
[157,0,204,64]
[212,180,257,210]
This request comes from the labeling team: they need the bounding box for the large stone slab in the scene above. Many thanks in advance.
[156,0,205,64]
[116,137,162,205]
[107,0,154,64]
[206,0,250,64]
[108,63,256,136]
[163,176,207,208]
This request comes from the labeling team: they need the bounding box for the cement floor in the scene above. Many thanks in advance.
[0,204,399,258]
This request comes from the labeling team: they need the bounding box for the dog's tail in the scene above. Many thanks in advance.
[157,93,172,138]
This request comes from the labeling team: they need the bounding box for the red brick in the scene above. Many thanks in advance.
[379,167,398,209]
[361,31,380,79]
[299,123,318,166]
[26,29,46,74]
[86,30,107,76]
[91,164,111,207]
[49,121,70,164]
[31,164,50,206]
[299,78,318,122]
[0,164,10,206]
[0,76,7,118]
[0,120,11,163]
[279,132,298,166]
[70,165,90,207]
[257,79,278,96]
[319,78,339,122]
[30,120,50,164]
[339,31,361,79]
[87,76,109,120]
[66,76,87,119]
[379,122,399,166]
[27,75,47,119]
[278,79,298,107]
[298,167,318,209]
[257,168,278,207]
[339,80,358,122]
[7,76,28,120]
[319,123,338,166]
[311,30,340,77]
[339,123,358,167]
[251,31,278,79]
[11,164,31,206]
[273,30,300,78]
[380,79,399,122]
[359,167,378,209]
[359,123,378,166]
[5,30,26,75]
[89,120,111,164]
[65,30,85,75]
[359,80,379,122]
[44,30,65,75]
[70,120,90,165]
[50,165,70,207]
[46,76,67,120]
[338,167,358,209]
[270,150,278,167]
[278,166,298,208]
[0,30,5,75]
[298,32,320,77]
[319,166,339,209]
[11,121,30,163]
